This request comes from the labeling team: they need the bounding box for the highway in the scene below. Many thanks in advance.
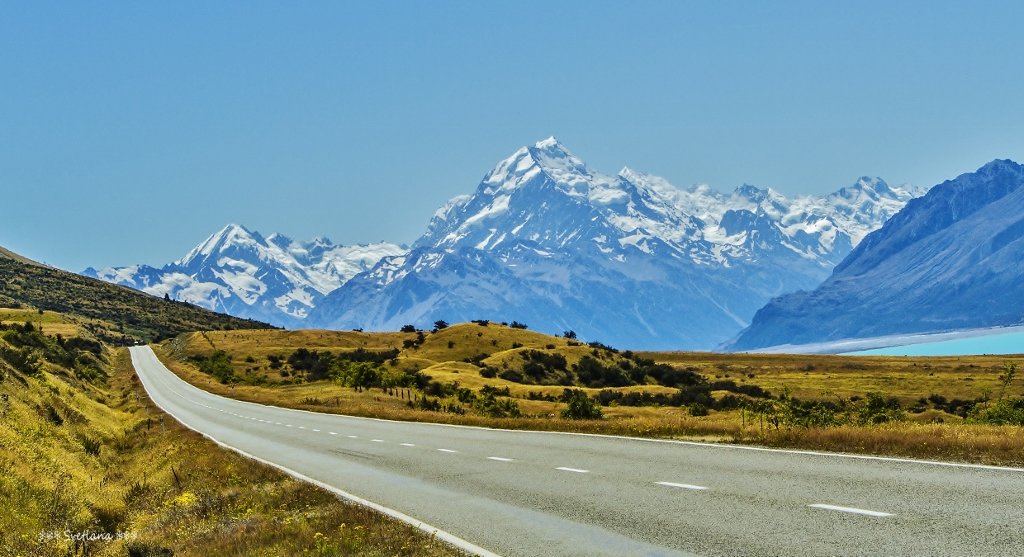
[131,346,1024,556]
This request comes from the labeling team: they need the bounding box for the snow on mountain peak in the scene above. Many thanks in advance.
[534,136,561,149]
[89,224,406,327]
[481,138,591,195]
[176,223,262,267]
[417,138,929,270]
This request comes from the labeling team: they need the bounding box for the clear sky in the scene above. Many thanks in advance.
[3,1,1023,271]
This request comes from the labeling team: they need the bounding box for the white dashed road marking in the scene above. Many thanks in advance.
[487,457,514,462]
[656,482,708,491]
[809,504,892,517]
[438,449,458,453]
[556,467,589,474]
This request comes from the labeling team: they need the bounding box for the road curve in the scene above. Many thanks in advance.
[131,346,1024,556]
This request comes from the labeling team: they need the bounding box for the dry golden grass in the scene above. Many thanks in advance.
[0,308,83,337]
[154,326,1024,467]
[0,340,464,556]
[641,350,1024,404]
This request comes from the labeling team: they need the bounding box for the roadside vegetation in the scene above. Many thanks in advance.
[159,322,1024,467]
[0,315,464,556]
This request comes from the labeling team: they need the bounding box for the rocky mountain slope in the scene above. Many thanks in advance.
[726,159,1024,351]
[84,226,405,328]
[309,138,922,348]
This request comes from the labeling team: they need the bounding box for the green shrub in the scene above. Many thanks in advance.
[688,403,709,417]
[971,398,1024,425]
[561,389,603,420]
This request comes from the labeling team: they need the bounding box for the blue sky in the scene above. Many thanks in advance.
[3,1,1023,270]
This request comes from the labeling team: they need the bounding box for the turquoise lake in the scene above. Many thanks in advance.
[845,330,1024,356]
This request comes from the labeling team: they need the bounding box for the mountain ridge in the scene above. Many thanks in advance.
[84,225,406,328]
[1,244,273,344]
[307,138,923,348]
[725,158,1024,351]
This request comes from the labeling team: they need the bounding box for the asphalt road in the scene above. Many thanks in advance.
[130,346,1024,556]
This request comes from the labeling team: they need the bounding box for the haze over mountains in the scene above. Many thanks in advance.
[726,159,1024,351]
[86,138,923,349]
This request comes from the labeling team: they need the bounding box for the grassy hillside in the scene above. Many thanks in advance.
[0,247,274,344]
[0,318,461,557]
[160,322,1024,466]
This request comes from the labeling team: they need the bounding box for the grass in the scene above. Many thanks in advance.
[154,324,1024,467]
[642,350,1024,406]
[0,325,465,556]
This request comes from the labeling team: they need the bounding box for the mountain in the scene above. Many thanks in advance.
[308,138,922,349]
[1,245,273,344]
[726,159,1024,351]
[84,225,406,328]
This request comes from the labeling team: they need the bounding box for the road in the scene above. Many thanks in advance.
[130,346,1024,556]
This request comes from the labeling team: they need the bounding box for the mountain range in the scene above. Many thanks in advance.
[84,228,404,328]
[725,159,1024,351]
[87,138,925,349]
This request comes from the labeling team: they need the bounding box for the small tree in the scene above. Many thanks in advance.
[998,361,1018,400]
[561,389,603,420]
[400,324,417,333]
[562,330,577,340]
[433,320,449,332]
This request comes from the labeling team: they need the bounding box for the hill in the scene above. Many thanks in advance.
[727,159,1024,351]
[0,307,459,555]
[155,322,1024,465]
[0,245,274,344]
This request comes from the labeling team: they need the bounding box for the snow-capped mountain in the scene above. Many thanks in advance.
[83,224,406,328]
[726,159,1024,351]
[308,138,923,349]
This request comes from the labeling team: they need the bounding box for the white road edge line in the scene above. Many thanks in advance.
[809,504,892,517]
[556,467,588,473]
[129,347,501,557]
[656,482,707,491]
[487,457,514,462]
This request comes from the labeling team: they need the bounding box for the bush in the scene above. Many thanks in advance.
[857,392,903,425]
[561,389,603,420]
[479,366,497,378]
[498,369,524,383]
[474,392,521,418]
[189,351,235,383]
[971,398,1024,425]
